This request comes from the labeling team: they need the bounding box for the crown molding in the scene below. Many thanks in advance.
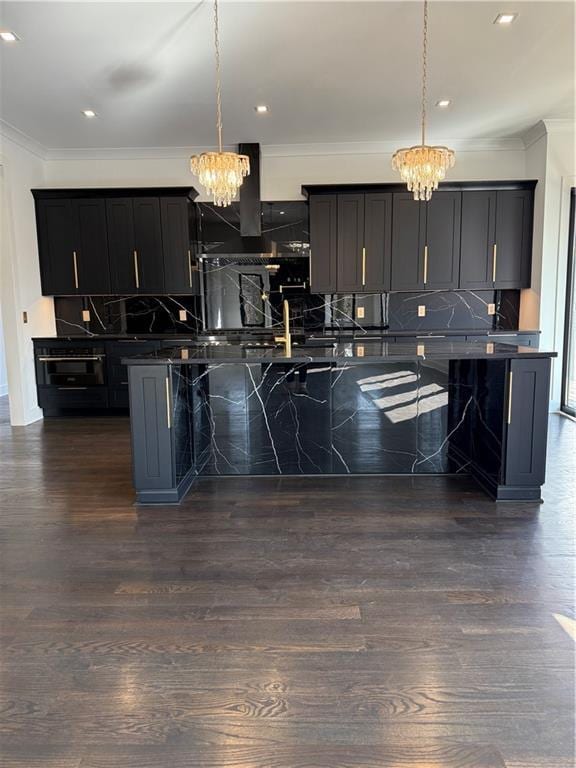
[0,120,47,159]
[542,118,575,134]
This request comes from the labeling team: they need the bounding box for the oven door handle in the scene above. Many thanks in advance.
[37,356,105,362]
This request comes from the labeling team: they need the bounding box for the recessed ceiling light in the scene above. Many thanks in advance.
[279,210,285,215]
[436,99,451,108]
[255,105,269,114]
[0,30,19,42]
[82,109,97,118]
[494,13,518,24]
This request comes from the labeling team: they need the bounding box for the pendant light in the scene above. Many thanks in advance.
[392,0,455,201]
[190,0,249,206]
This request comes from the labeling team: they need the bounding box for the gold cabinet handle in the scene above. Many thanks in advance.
[188,250,193,288]
[492,243,497,283]
[133,250,140,289]
[72,251,79,290]
[423,245,428,285]
[165,376,171,429]
[507,370,513,425]
[361,247,366,288]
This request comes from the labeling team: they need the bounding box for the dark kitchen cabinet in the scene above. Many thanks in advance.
[35,199,77,295]
[107,197,164,294]
[72,199,111,294]
[364,193,392,292]
[390,194,426,291]
[309,195,338,292]
[424,191,461,289]
[337,194,365,292]
[35,198,110,295]
[161,197,198,294]
[460,189,533,290]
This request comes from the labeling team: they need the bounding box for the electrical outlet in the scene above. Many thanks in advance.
[488,303,496,316]
[178,309,187,321]
[356,345,365,357]
[417,344,425,356]
[486,342,495,354]
[81,310,91,322]
[356,306,365,319]
[418,305,426,317]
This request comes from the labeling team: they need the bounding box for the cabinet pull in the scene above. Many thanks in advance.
[423,245,428,285]
[133,250,140,289]
[361,247,366,288]
[188,250,193,288]
[165,376,171,429]
[492,243,497,283]
[507,370,513,425]
[72,251,79,290]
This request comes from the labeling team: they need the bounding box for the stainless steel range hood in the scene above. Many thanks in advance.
[202,143,279,258]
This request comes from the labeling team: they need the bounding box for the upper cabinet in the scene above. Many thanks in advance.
[310,191,392,293]
[35,197,110,295]
[460,189,533,290]
[33,188,198,296]
[305,182,535,294]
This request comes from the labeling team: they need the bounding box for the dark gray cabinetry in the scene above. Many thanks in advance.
[35,198,110,295]
[503,357,551,493]
[390,194,426,291]
[337,194,365,292]
[363,193,393,292]
[460,189,533,290]
[108,197,164,294]
[309,195,338,292]
[161,197,198,295]
[390,192,460,291]
[33,188,198,296]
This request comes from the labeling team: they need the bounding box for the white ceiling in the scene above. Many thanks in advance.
[0,1,574,151]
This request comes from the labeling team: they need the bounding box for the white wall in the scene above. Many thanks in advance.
[0,310,8,397]
[43,142,528,199]
[0,136,56,425]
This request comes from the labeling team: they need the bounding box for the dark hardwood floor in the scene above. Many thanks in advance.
[0,395,574,767]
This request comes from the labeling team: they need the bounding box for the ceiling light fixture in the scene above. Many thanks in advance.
[494,13,518,24]
[0,30,19,42]
[82,109,97,118]
[392,0,455,200]
[436,99,451,108]
[255,105,269,114]
[190,0,249,207]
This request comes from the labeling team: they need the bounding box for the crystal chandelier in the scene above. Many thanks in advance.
[392,0,455,201]
[190,0,249,206]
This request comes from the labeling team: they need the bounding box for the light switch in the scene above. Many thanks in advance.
[179,309,187,321]
[488,303,496,316]
[418,305,426,317]
[357,306,365,319]
[81,310,91,322]
[22,311,28,324]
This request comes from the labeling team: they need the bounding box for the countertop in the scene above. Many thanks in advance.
[121,339,556,365]
[33,328,541,342]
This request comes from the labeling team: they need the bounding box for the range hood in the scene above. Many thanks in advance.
[202,143,279,258]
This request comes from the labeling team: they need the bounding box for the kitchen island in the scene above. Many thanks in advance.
[123,339,556,504]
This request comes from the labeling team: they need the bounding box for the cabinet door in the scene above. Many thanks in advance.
[161,197,196,294]
[495,190,533,289]
[35,199,78,295]
[424,191,461,289]
[459,191,496,290]
[133,198,165,293]
[72,198,111,294]
[309,195,338,293]
[337,194,365,292]
[107,198,137,293]
[390,193,426,291]
[364,193,392,292]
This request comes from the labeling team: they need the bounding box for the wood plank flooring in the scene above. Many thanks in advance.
[0,396,574,767]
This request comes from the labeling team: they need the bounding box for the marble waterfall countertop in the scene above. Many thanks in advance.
[122,338,556,365]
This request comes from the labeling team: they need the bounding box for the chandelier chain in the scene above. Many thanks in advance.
[421,0,428,146]
[213,0,223,153]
